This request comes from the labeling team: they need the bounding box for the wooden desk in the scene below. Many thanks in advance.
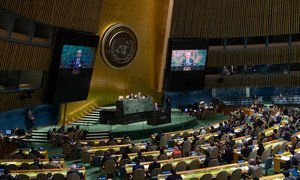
[233,139,285,162]
[273,148,300,173]
[173,132,219,146]
[258,125,280,140]
[125,155,204,174]
[260,173,284,180]
[80,137,125,146]
[10,148,48,159]
[88,143,147,154]
[158,162,249,179]
[0,158,65,168]
[10,168,86,180]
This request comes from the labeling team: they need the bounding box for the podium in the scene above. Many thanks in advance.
[147,109,171,126]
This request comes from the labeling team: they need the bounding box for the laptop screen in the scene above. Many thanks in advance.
[5,130,12,135]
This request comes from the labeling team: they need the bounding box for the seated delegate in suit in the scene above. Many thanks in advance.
[148,158,161,175]
[132,159,144,172]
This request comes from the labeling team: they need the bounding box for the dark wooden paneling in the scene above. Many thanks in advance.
[171,0,300,38]
[207,47,300,67]
[205,74,300,88]
[0,40,51,71]
[0,90,44,112]
[0,0,103,33]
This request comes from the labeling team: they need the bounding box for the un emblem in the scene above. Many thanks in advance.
[101,24,138,68]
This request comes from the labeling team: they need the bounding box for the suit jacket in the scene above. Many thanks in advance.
[181,59,194,66]
[132,164,144,172]
[148,162,161,174]
[71,58,84,68]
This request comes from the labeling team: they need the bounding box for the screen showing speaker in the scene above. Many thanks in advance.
[171,49,207,71]
[165,38,208,91]
[60,45,96,69]
[45,29,99,104]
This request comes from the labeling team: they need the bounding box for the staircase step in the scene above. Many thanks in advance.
[30,136,48,140]
[85,136,110,139]
[71,122,94,126]
[23,139,49,143]
[80,117,99,121]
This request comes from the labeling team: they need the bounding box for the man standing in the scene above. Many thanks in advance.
[181,52,194,71]
[72,50,84,68]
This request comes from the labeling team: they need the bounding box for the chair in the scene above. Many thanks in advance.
[94,150,104,156]
[230,168,242,180]
[145,155,154,162]
[62,143,72,159]
[132,168,145,180]
[104,159,116,178]
[247,150,257,162]
[81,151,91,163]
[67,173,80,180]
[107,141,117,145]
[119,146,128,154]
[26,153,36,159]
[37,173,48,180]
[158,154,168,160]
[175,161,187,171]
[87,141,95,147]
[260,149,271,163]
[7,164,18,170]
[119,158,130,167]
[150,168,162,177]
[14,154,24,159]
[210,147,219,159]
[259,157,273,175]
[279,141,287,152]
[207,136,215,143]
[161,163,173,172]
[98,141,107,146]
[220,134,227,141]
[16,174,29,180]
[172,153,182,159]
[54,134,63,146]
[189,159,201,170]
[194,139,204,150]
[271,144,280,156]
[172,133,180,139]
[181,132,189,138]
[107,148,116,155]
[216,171,228,180]
[251,167,263,179]
[20,163,30,170]
[208,159,218,167]
[200,173,212,180]
[29,165,39,169]
[182,140,191,156]
[147,145,157,152]
[295,141,300,149]
[121,138,131,144]
[52,173,65,180]
[159,135,167,148]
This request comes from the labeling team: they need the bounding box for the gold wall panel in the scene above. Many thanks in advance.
[205,74,300,89]
[171,0,300,38]
[63,0,170,117]
[0,0,103,33]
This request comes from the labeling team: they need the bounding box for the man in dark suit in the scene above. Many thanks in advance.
[132,159,144,172]
[166,169,183,180]
[148,158,161,175]
[71,50,84,68]
[181,52,194,71]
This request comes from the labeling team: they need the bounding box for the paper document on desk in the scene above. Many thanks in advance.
[281,156,291,161]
